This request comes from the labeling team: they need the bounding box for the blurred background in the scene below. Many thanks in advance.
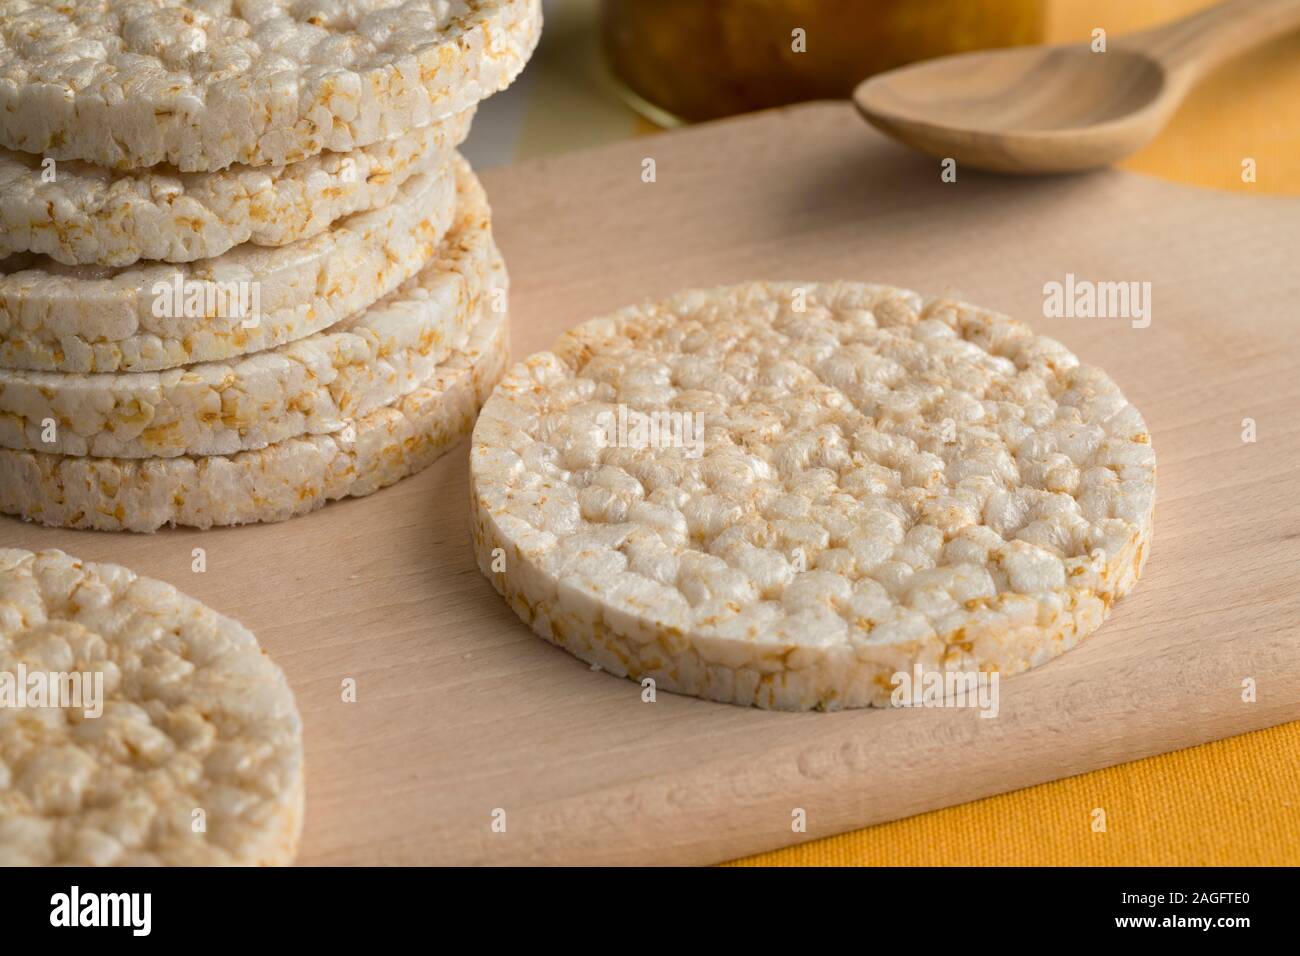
[462,0,1300,192]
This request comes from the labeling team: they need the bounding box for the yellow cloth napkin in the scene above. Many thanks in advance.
[730,721,1300,865]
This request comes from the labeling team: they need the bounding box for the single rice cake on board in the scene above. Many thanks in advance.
[0,548,304,865]
[0,163,459,375]
[470,281,1156,711]
[0,298,510,532]
[0,108,475,267]
[0,155,501,458]
[0,0,543,171]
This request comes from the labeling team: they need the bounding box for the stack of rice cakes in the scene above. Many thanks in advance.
[0,0,542,531]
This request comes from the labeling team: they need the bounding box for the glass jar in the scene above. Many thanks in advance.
[601,0,1047,125]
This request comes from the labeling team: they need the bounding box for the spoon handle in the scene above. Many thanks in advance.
[1122,0,1300,83]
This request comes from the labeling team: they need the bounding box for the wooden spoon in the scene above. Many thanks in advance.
[852,0,1300,174]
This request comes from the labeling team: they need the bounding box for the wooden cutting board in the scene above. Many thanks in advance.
[5,102,1299,866]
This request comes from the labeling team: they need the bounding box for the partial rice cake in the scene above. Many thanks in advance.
[0,548,304,865]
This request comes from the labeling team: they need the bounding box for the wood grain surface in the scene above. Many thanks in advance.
[4,102,1298,865]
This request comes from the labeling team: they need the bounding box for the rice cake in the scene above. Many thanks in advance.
[470,281,1156,711]
[0,109,474,267]
[0,548,303,865]
[0,301,509,532]
[0,160,459,374]
[0,159,502,457]
[0,0,542,172]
